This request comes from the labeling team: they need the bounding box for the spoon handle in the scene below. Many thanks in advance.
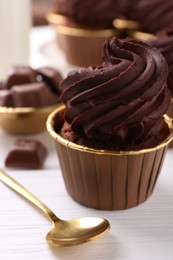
[0,169,59,222]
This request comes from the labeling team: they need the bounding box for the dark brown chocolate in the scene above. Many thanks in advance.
[146,26,173,95]
[4,65,37,89]
[0,90,13,107]
[124,0,173,33]
[5,139,47,169]
[11,82,59,107]
[60,37,170,151]
[0,65,63,108]
[53,0,122,28]
[36,66,62,94]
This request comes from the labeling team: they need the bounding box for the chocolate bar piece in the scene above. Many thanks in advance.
[4,65,37,89]
[5,139,47,169]
[0,65,63,108]
[12,82,59,107]
[0,90,13,107]
[36,66,62,94]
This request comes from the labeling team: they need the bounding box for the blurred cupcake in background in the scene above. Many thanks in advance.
[47,0,127,67]
[52,0,122,29]
[47,0,173,68]
[112,0,173,44]
[146,26,173,118]
[123,0,173,34]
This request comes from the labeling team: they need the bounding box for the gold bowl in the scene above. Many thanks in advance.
[47,105,173,210]
[47,12,117,67]
[0,104,60,135]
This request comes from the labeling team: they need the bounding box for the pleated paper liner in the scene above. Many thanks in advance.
[47,105,173,210]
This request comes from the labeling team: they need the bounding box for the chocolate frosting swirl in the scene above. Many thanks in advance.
[60,38,169,150]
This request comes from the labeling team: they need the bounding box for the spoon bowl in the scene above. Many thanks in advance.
[47,217,109,246]
[0,169,110,246]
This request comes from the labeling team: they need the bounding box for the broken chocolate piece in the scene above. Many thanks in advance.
[4,65,37,89]
[36,66,62,94]
[0,65,63,108]
[0,90,13,107]
[11,82,59,107]
[5,139,47,169]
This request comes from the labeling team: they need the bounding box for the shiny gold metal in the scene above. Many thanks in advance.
[130,31,155,40]
[113,18,141,31]
[54,25,117,38]
[46,12,67,26]
[0,169,110,246]
[47,105,173,156]
[113,19,155,40]
[112,18,155,41]
[0,104,59,134]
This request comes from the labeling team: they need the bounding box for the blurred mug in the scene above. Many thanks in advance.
[0,0,31,80]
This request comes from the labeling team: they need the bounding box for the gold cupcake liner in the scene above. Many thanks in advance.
[113,18,141,31]
[130,31,155,41]
[47,105,173,210]
[113,18,155,41]
[46,13,67,27]
[47,13,118,37]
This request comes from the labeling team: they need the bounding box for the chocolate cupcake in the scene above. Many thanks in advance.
[47,38,173,210]
[146,27,173,119]
[124,0,173,34]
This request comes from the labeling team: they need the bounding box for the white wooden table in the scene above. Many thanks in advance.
[0,26,173,260]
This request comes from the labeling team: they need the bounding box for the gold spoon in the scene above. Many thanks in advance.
[0,169,110,246]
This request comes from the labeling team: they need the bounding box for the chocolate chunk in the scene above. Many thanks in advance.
[4,65,37,89]
[0,65,62,108]
[0,90,14,107]
[5,139,47,169]
[36,66,62,94]
[12,82,59,107]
